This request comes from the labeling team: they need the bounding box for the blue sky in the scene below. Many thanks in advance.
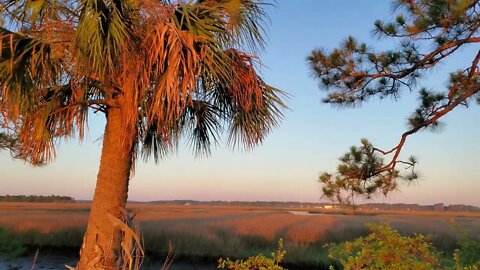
[1,1,479,206]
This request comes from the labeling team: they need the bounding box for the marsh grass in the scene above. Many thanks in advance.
[0,203,479,268]
[2,228,84,253]
[0,227,27,260]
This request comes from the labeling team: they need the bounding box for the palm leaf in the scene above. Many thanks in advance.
[1,0,288,166]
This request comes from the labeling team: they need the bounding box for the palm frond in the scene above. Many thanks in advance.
[203,49,288,149]
[182,99,223,156]
[198,0,271,52]
[138,121,177,163]
[14,82,97,165]
[228,81,287,149]
[0,0,79,30]
[1,0,287,166]
[75,0,134,76]
[0,27,64,115]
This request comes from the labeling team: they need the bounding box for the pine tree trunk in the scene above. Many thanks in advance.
[77,102,134,269]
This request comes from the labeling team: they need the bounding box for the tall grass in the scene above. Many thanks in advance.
[0,203,479,268]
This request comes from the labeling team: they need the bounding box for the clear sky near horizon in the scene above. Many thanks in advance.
[1,1,479,206]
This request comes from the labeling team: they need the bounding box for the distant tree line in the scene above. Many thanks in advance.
[147,200,328,208]
[360,203,480,212]
[0,195,74,202]
[146,200,480,212]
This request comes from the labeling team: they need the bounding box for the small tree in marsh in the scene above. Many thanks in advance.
[308,0,480,204]
[0,0,287,269]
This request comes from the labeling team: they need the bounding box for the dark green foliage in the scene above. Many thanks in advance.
[452,225,480,268]
[308,0,480,203]
[0,228,26,260]
[319,139,417,205]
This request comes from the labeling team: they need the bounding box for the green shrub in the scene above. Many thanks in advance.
[327,223,438,270]
[453,250,479,270]
[218,238,287,270]
[0,227,26,260]
[453,225,480,268]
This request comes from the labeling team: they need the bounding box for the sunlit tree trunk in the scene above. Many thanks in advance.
[77,98,134,269]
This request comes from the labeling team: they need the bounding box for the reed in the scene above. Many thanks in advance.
[1,202,479,267]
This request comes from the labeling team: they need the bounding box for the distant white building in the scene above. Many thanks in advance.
[324,205,333,209]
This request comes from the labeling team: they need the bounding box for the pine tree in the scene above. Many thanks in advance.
[308,0,480,204]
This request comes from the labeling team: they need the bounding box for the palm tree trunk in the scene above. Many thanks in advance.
[77,102,134,269]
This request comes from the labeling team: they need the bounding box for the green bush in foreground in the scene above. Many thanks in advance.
[452,223,480,269]
[218,238,287,270]
[453,251,479,270]
[214,223,480,269]
[0,227,26,260]
[328,223,438,270]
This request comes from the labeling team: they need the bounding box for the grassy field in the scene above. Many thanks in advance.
[1,202,479,268]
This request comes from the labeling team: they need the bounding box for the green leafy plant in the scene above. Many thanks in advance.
[453,251,479,270]
[451,223,480,269]
[218,238,287,270]
[0,227,26,260]
[328,223,438,270]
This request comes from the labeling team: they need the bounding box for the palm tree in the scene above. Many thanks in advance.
[0,0,287,269]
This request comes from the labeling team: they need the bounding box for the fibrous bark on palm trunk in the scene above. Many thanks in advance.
[77,100,134,269]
